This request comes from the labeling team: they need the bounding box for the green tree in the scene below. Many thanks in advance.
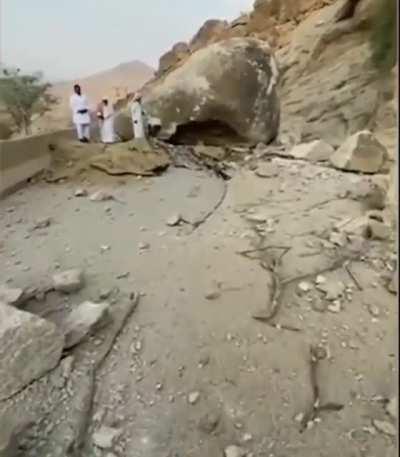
[0,68,57,135]
[370,0,397,74]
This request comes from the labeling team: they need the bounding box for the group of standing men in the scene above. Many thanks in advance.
[69,84,147,144]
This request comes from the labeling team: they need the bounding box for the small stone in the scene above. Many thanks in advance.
[61,356,74,379]
[224,445,246,457]
[386,397,397,420]
[166,214,182,227]
[99,288,114,300]
[387,273,397,294]
[92,426,122,449]
[372,419,397,436]
[198,412,220,433]
[100,245,111,253]
[327,301,342,313]
[62,301,111,349]
[188,391,200,405]
[254,162,279,178]
[156,383,163,391]
[246,212,268,223]
[294,412,305,423]
[31,217,52,230]
[52,269,85,294]
[205,290,221,301]
[138,242,150,251]
[367,303,380,317]
[298,282,312,293]
[74,188,88,197]
[290,140,334,162]
[242,433,253,442]
[0,285,24,306]
[329,231,347,247]
[367,219,391,240]
[317,280,345,301]
[89,190,114,202]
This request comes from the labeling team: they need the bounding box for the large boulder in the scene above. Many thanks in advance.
[330,130,388,173]
[143,38,280,145]
[0,303,64,401]
[113,111,134,142]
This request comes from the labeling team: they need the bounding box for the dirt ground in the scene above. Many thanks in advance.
[0,143,397,457]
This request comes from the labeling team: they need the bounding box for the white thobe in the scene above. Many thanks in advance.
[70,93,91,139]
[131,101,146,139]
[100,105,115,144]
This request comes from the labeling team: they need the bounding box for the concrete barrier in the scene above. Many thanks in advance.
[0,129,74,197]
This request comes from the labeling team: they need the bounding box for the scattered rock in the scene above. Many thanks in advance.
[298,281,313,293]
[52,269,85,294]
[327,300,342,314]
[330,131,387,173]
[92,426,122,449]
[194,145,226,161]
[74,188,88,197]
[61,355,74,379]
[188,391,201,405]
[224,445,246,457]
[89,190,114,202]
[138,242,150,251]
[198,412,220,433]
[99,288,114,300]
[166,214,182,227]
[367,219,391,240]
[0,285,23,306]
[254,162,279,178]
[317,280,345,300]
[290,140,334,162]
[31,217,52,230]
[367,303,381,318]
[62,301,111,349]
[0,302,64,400]
[205,290,221,301]
[242,433,253,442]
[372,419,397,436]
[386,397,397,420]
[246,212,268,223]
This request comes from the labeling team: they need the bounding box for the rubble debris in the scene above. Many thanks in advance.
[74,188,88,197]
[372,419,397,436]
[52,269,85,294]
[193,145,226,161]
[92,426,122,449]
[0,284,24,306]
[31,217,52,230]
[224,445,246,457]
[290,140,334,162]
[188,391,201,404]
[0,302,64,400]
[62,301,111,349]
[316,280,345,300]
[330,131,388,173]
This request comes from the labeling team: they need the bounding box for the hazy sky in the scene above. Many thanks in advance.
[1,0,254,82]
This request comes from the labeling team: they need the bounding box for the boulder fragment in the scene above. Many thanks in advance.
[330,131,387,173]
[62,301,111,349]
[53,269,85,294]
[92,426,122,449]
[290,140,334,162]
[0,285,23,306]
[0,302,64,400]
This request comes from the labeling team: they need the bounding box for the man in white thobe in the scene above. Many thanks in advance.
[97,97,115,144]
[130,92,147,139]
[70,84,91,142]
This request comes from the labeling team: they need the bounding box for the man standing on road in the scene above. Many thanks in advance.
[130,92,147,139]
[70,84,91,143]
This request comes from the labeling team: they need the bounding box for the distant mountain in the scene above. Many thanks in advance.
[32,60,154,133]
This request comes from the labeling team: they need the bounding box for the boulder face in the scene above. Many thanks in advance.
[157,42,190,77]
[189,19,228,52]
[143,38,280,145]
[330,130,388,173]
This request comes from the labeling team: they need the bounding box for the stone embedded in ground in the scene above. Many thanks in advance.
[205,290,221,301]
[372,419,397,436]
[290,140,334,162]
[246,212,268,223]
[298,281,313,293]
[138,242,150,251]
[198,412,220,434]
[52,269,85,294]
[62,301,111,349]
[0,285,23,306]
[224,445,246,457]
[166,214,182,227]
[188,391,201,404]
[92,426,122,449]
[0,302,64,401]
[330,131,387,173]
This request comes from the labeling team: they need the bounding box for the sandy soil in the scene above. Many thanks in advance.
[0,145,397,457]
